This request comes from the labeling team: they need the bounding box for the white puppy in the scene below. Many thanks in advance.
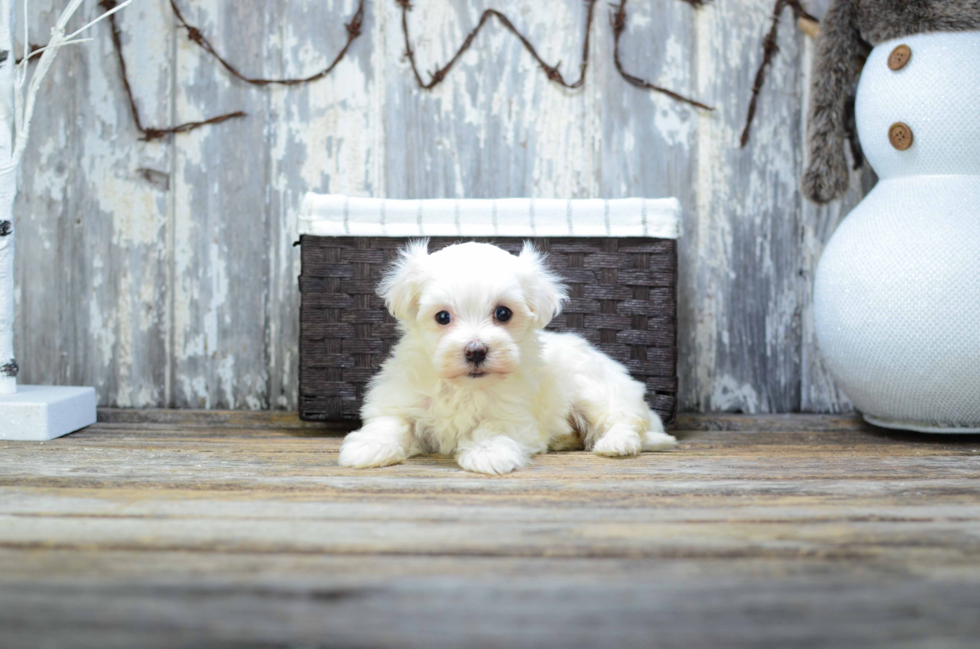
[338,240,677,475]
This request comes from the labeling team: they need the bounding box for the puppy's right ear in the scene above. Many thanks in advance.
[378,239,430,321]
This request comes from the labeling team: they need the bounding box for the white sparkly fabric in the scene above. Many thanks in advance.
[299,195,681,239]
[814,32,980,432]
[856,32,980,179]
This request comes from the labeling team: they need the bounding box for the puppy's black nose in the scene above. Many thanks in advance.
[464,342,488,366]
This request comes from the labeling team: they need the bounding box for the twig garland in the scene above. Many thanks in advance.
[397,0,595,90]
[93,0,716,141]
[101,0,365,140]
[610,0,712,111]
[100,0,245,141]
[169,0,365,87]
[740,0,815,147]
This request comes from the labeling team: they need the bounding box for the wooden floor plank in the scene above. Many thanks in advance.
[1,412,979,647]
[92,409,891,433]
[2,553,979,649]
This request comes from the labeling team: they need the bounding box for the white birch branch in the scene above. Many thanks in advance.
[0,0,130,394]
[6,0,131,171]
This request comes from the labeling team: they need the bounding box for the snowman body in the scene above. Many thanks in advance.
[814,31,980,432]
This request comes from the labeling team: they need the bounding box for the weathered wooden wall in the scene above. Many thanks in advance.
[13,0,872,413]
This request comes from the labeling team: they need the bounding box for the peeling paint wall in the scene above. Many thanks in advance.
[13,0,871,412]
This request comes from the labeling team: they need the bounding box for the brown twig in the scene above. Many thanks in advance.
[169,0,365,87]
[740,0,816,147]
[14,43,44,64]
[100,0,245,141]
[398,0,596,90]
[610,0,713,111]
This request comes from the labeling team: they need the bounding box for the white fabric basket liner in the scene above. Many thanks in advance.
[299,194,681,239]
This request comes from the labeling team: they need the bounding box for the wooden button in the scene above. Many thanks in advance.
[889,122,913,150]
[888,44,912,70]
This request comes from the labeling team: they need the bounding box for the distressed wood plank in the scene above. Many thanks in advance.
[383,0,597,200]
[265,0,379,412]
[596,0,699,410]
[170,0,274,409]
[15,1,173,406]
[92,408,873,432]
[1,554,977,649]
[691,0,808,413]
[2,435,980,559]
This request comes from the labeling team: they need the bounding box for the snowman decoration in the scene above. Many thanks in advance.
[803,1,980,433]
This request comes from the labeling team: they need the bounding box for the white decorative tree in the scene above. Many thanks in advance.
[0,0,129,439]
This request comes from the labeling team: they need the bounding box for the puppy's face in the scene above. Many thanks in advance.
[380,241,567,382]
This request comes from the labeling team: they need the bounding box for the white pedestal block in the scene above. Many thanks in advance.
[0,385,97,441]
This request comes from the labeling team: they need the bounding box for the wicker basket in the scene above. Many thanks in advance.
[298,197,680,426]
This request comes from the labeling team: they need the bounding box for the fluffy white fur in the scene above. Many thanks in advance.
[338,240,677,475]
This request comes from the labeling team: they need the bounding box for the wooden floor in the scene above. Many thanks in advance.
[1,412,979,649]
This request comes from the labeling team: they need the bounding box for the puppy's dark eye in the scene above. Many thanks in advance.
[435,311,452,326]
[494,306,512,323]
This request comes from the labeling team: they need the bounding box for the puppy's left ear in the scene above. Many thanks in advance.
[517,242,568,329]
[378,239,430,321]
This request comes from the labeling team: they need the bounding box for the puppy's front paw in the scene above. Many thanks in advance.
[457,436,528,475]
[338,432,406,469]
[592,425,642,457]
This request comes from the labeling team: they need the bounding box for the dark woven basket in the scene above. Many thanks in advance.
[299,236,678,425]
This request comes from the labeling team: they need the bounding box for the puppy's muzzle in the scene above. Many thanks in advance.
[464,342,488,366]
